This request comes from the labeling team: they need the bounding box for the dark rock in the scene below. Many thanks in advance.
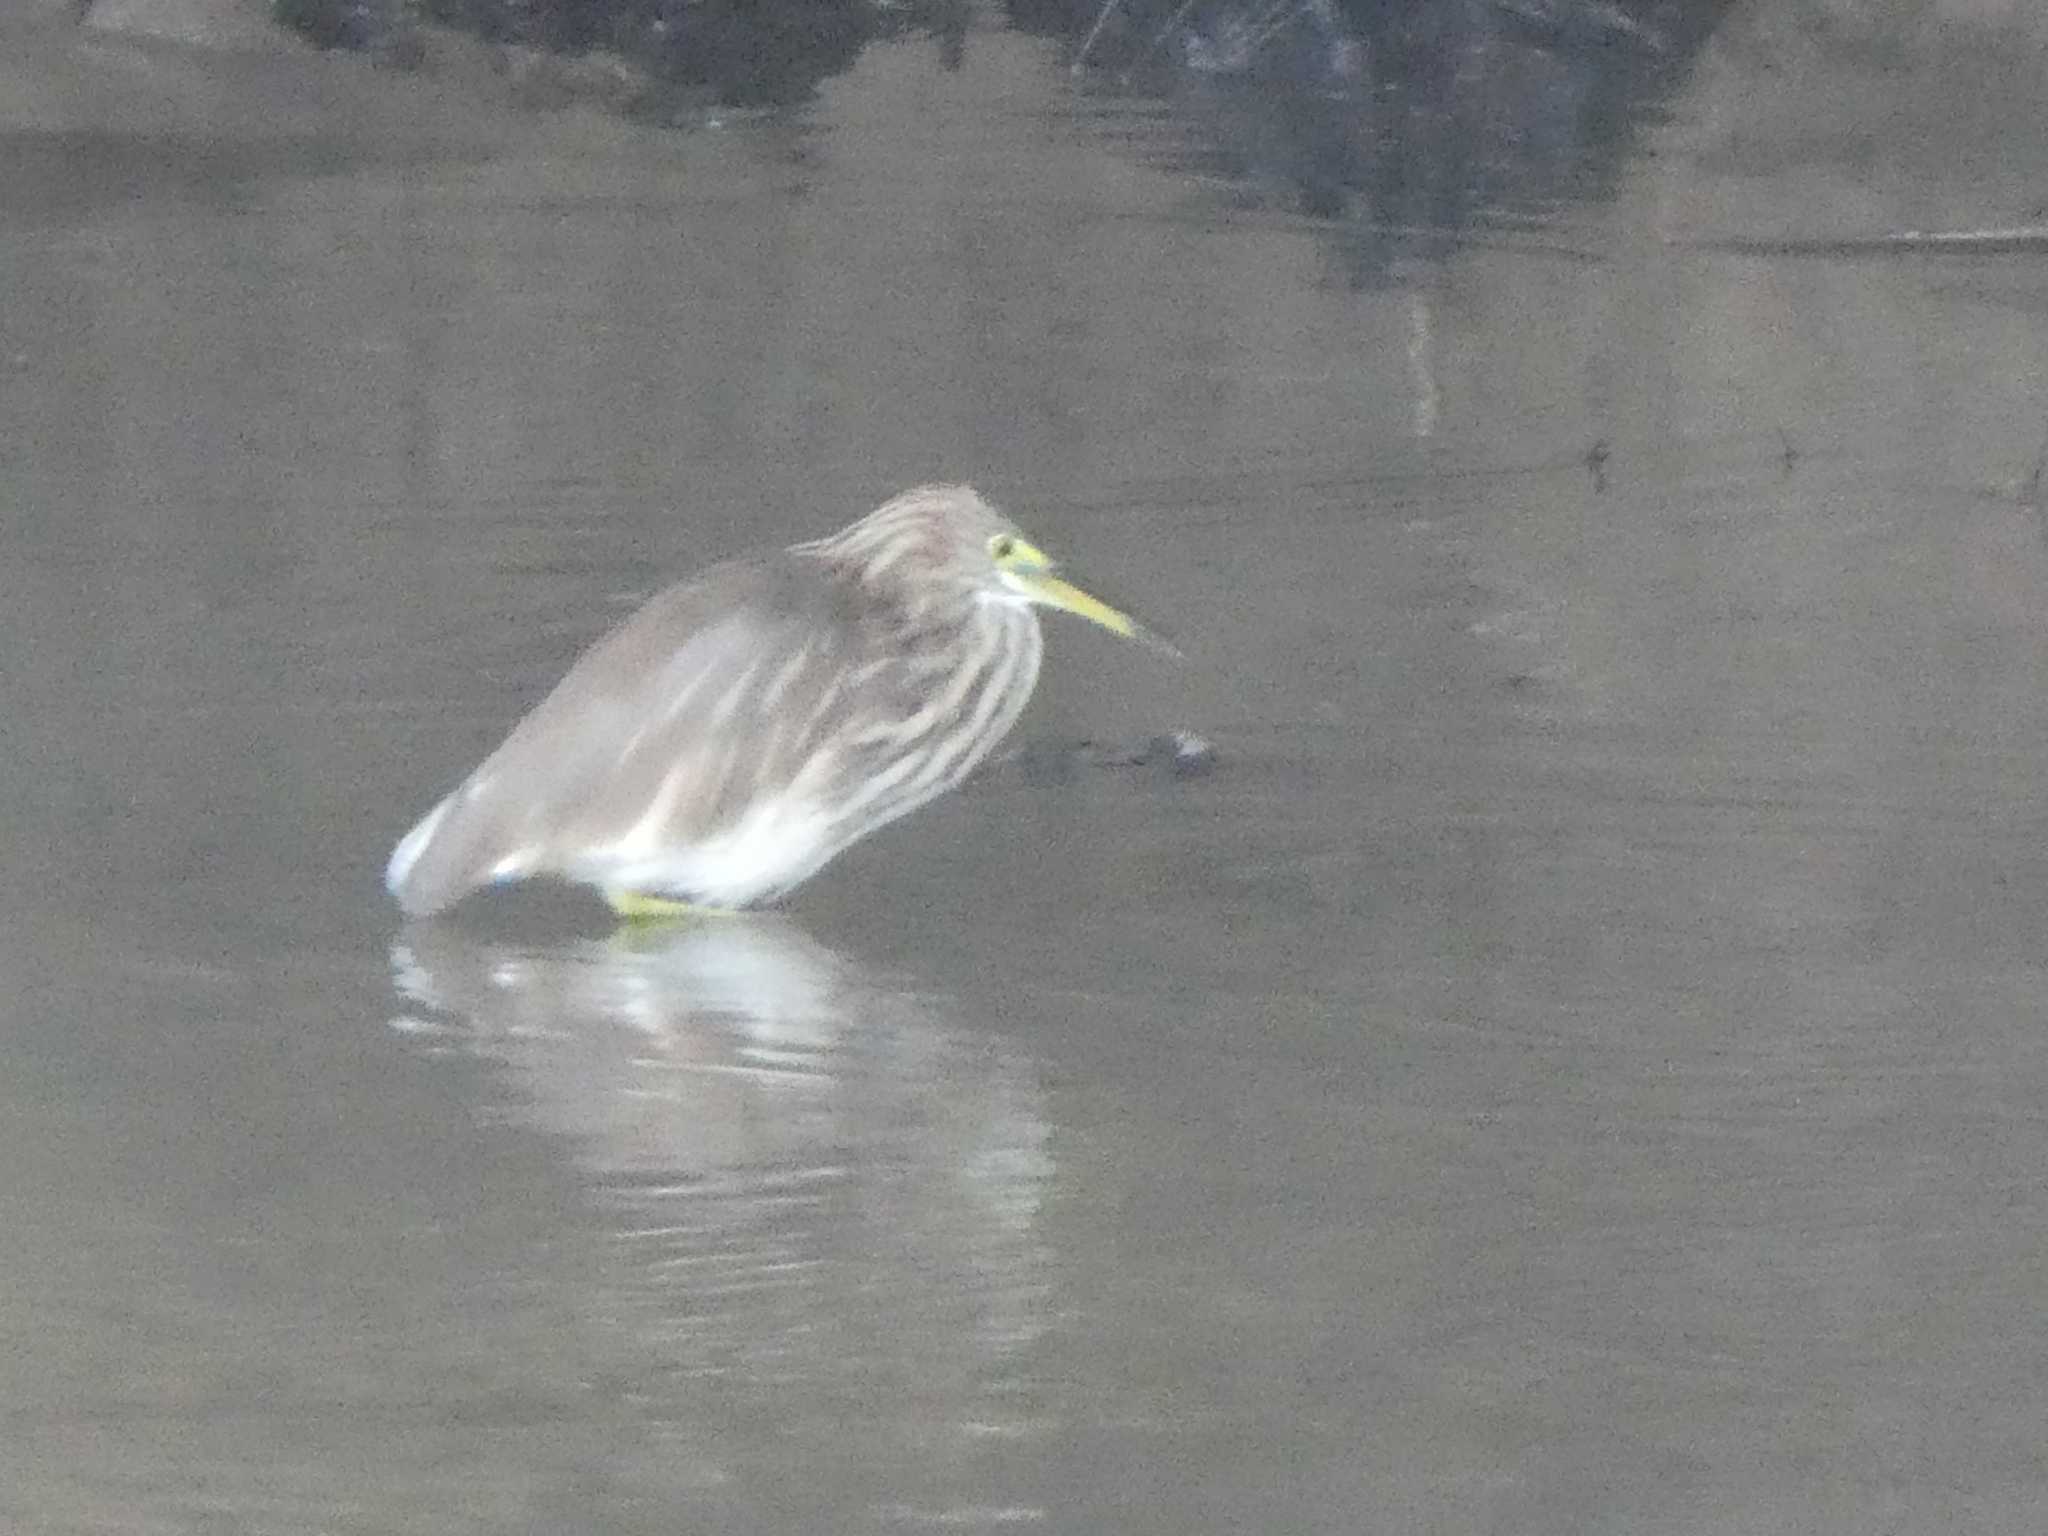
[991,730,1218,784]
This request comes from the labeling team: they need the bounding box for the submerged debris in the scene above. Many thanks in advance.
[995,730,1218,785]
[1585,437,1611,495]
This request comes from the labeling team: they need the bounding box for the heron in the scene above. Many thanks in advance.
[385,484,1169,918]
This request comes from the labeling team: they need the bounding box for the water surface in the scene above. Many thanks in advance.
[5,9,2048,1532]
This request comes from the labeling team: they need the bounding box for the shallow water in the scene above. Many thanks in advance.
[6,9,2048,1532]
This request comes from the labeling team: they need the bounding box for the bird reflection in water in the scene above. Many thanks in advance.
[389,917,1054,1420]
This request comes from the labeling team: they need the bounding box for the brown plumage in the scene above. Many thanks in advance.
[385,484,1155,917]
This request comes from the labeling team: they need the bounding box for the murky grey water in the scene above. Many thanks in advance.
[7,8,2048,1532]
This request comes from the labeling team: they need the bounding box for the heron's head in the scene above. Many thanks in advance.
[808,484,1175,651]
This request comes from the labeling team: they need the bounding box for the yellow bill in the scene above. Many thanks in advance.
[1015,569,1181,659]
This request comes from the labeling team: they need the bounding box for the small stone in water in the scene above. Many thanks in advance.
[1146,730,1217,778]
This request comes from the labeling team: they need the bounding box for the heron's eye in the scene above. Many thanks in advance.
[989,535,1016,561]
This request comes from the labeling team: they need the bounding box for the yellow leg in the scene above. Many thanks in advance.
[604,888,738,922]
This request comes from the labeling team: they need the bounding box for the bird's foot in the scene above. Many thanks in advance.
[605,888,738,922]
